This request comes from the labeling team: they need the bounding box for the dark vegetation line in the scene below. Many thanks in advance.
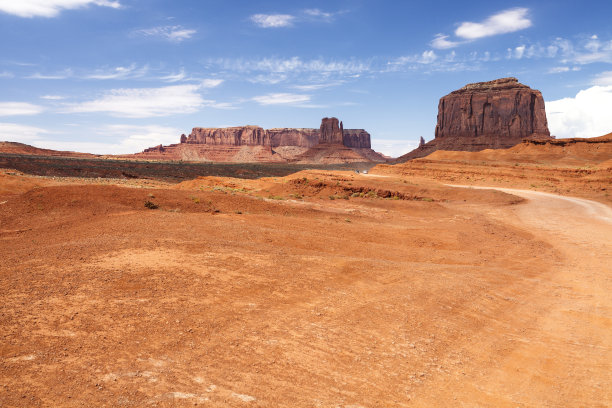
[0,153,376,182]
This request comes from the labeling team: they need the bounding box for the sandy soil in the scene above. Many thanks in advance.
[1,167,611,407]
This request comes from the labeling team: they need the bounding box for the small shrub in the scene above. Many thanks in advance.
[144,200,158,209]
[190,196,200,204]
[351,192,360,198]
[328,195,336,200]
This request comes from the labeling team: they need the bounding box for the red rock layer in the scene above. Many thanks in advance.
[319,117,344,144]
[185,126,270,146]
[395,77,552,162]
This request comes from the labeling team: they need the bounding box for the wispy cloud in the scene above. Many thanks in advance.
[0,0,121,18]
[292,81,344,91]
[30,124,182,154]
[548,66,580,74]
[251,14,295,28]
[66,84,207,118]
[211,57,370,80]
[160,69,187,83]
[431,34,463,50]
[547,85,612,139]
[135,25,196,42]
[0,102,45,116]
[40,95,65,100]
[303,8,333,19]
[592,71,612,86]
[0,71,14,78]
[250,8,341,28]
[455,8,532,40]
[504,35,612,65]
[26,69,73,80]
[431,8,532,50]
[252,93,311,106]
[0,122,48,141]
[85,64,149,80]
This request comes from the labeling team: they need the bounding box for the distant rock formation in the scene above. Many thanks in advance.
[130,117,386,163]
[319,117,344,144]
[185,126,271,146]
[343,129,372,149]
[396,77,552,162]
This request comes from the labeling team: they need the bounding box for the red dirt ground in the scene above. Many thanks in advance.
[1,145,611,407]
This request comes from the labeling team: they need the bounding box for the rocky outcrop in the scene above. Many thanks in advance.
[343,129,371,148]
[133,117,386,163]
[269,128,319,148]
[319,117,344,144]
[185,126,271,146]
[435,77,550,142]
[395,77,552,162]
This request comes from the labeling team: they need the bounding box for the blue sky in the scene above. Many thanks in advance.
[1,0,612,157]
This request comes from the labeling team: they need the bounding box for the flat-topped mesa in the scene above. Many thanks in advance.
[185,126,271,146]
[268,128,319,148]
[343,129,371,148]
[450,77,530,94]
[319,117,344,144]
[393,77,553,163]
[435,77,551,143]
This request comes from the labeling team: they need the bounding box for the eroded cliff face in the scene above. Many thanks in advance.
[133,117,383,163]
[268,128,319,148]
[319,117,344,144]
[181,118,371,149]
[434,77,550,144]
[185,126,271,146]
[343,129,371,149]
[395,77,552,162]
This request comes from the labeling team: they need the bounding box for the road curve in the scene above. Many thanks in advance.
[437,183,612,407]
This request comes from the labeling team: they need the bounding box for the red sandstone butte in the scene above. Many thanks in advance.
[129,117,386,163]
[396,77,552,162]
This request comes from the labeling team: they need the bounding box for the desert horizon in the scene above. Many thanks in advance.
[1,2,612,407]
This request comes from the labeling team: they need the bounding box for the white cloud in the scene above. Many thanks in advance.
[546,86,612,139]
[251,14,295,28]
[419,50,437,64]
[371,139,419,158]
[0,102,44,116]
[455,8,532,40]
[200,78,224,88]
[85,64,148,80]
[592,71,612,86]
[252,93,311,105]
[303,8,332,18]
[292,81,343,91]
[160,69,187,83]
[135,25,196,42]
[67,84,206,118]
[0,0,120,18]
[513,45,526,59]
[26,69,73,79]
[549,66,569,73]
[0,71,14,78]
[431,34,462,49]
[40,95,65,100]
[28,125,182,155]
[0,122,48,141]
[548,66,580,74]
[211,57,370,86]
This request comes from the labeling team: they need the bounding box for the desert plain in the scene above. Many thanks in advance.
[0,135,611,407]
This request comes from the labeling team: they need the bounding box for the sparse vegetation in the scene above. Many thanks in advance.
[144,200,158,209]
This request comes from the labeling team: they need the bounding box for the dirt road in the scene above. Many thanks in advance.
[1,172,610,407]
[421,185,612,406]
